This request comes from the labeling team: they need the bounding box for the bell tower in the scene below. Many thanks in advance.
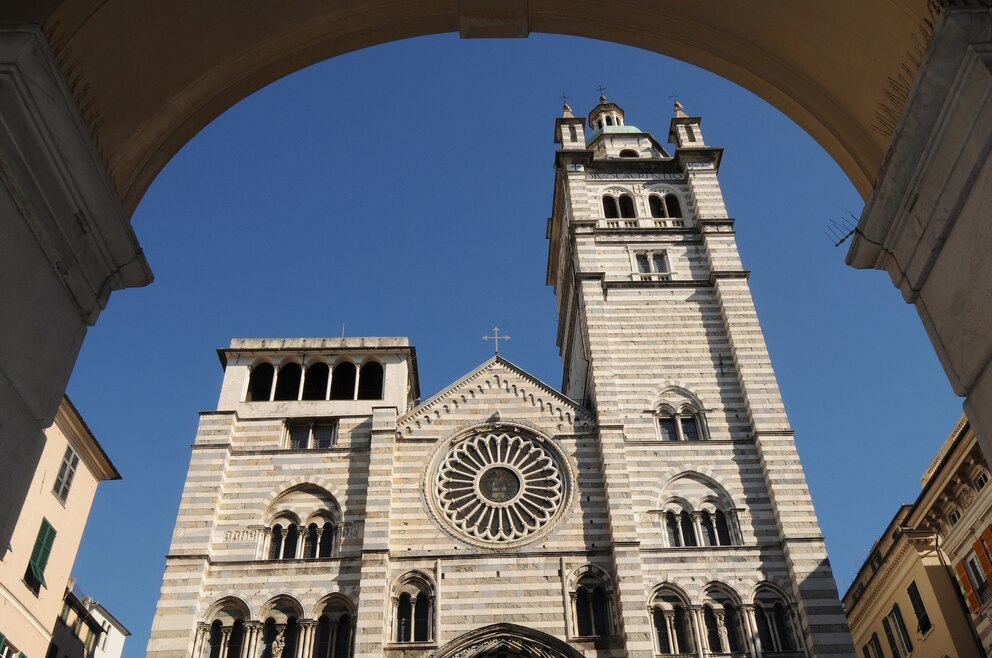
[547,98,855,657]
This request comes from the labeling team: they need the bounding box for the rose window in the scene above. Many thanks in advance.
[432,431,568,546]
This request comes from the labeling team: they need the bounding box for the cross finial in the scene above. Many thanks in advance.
[597,85,607,101]
[482,325,510,355]
[560,92,570,104]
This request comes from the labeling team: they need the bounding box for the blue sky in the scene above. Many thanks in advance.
[65,33,961,656]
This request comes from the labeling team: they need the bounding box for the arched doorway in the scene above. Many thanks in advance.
[432,623,587,658]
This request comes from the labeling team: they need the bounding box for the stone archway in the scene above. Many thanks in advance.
[432,623,586,658]
[3,1,992,572]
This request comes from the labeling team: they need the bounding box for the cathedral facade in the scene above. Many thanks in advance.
[147,100,853,658]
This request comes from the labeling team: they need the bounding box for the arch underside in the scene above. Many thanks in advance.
[21,0,933,211]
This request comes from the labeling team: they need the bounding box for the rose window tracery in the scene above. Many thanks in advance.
[431,431,569,547]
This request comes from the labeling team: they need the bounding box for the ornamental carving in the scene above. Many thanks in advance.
[427,429,572,549]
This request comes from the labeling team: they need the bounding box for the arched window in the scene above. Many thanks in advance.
[357,362,384,400]
[618,195,636,218]
[268,524,284,560]
[267,521,300,560]
[314,597,354,658]
[649,195,665,218]
[754,588,798,653]
[282,618,299,658]
[228,620,244,658]
[702,587,745,654]
[665,512,681,547]
[701,511,717,546]
[247,363,275,402]
[333,615,352,658]
[303,524,319,559]
[658,408,706,441]
[301,519,335,559]
[208,621,223,658]
[396,594,412,643]
[302,362,329,400]
[283,525,299,559]
[703,605,722,652]
[603,196,620,218]
[573,573,611,637]
[665,195,683,218]
[330,362,356,400]
[260,619,277,658]
[715,510,733,546]
[319,522,335,558]
[273,363,302,401]
[393,573,434,644]
[413,593,430,642]
[619,149,638,158]
[651,588,693,656]
[680,511,697,547]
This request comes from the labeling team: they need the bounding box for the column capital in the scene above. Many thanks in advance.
[196,622,211,632]
[243,621,263,630]
[299,619,318,629]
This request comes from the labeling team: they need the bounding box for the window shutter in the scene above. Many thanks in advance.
[881,618,900,658]
[981,528,992,578]
[891,604,912,652]
[974,538,992,580]
[956,560,981,612]
[0,632,6,653]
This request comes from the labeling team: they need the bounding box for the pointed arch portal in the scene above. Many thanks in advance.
[4,2,992,583]
[432,624,585,658]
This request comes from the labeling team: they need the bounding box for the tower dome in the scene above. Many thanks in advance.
[588,95,625,131]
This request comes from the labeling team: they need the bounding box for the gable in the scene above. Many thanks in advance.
[397,357,594,439]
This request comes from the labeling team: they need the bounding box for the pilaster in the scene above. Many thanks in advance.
[0,25,151,552]
[354,405,397,658]
[847,6,992,471]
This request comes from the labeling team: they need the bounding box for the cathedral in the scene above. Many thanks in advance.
[147,98,853,658]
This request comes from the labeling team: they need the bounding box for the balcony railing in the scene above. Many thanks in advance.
[600,217,689,230]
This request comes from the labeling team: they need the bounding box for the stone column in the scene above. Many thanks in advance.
[297,621,316,658]
[689,606,706,658]
[220,628,232,658]
[427,595,436,642]
[664,611,677,654]
[242,622,262,658]
[269,365,279,402]
[0,26,152,554]
[692,512,705,547]
[740,605,761,658]
[192,623,210,658]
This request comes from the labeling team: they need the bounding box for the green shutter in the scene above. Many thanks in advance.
[0,632,7,653]
[28,519,57,588]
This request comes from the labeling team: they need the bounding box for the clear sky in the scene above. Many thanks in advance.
[64,33,962,657]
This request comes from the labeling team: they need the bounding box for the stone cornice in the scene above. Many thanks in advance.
[846,537,915,630]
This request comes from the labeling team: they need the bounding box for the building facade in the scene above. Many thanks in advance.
[147,100,853,658]
[842,504,982,658]
[0,398,120,658]
[51,581,131,658]
[908,417,992,653]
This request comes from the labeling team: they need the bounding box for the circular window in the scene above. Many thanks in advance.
[428,429,572,548]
